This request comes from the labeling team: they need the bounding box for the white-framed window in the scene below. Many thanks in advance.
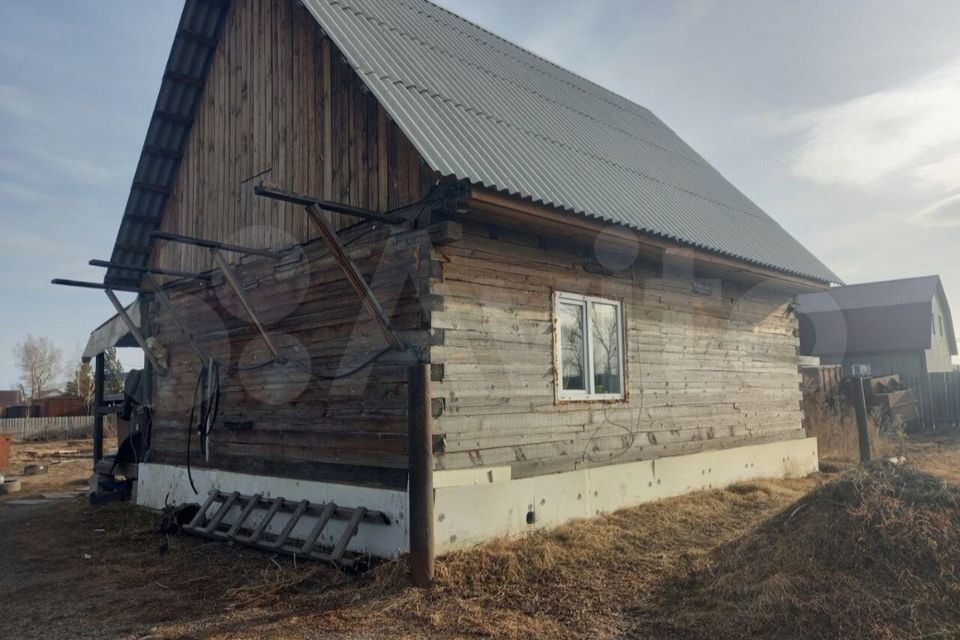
[554,291,625,401]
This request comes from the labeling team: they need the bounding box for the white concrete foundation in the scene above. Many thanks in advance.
[432,437,819,553]
[136,463,409,558]
[137,437,817,558]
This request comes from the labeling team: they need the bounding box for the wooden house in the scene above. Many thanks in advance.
[82,0,837,568]
[799,275,957,377]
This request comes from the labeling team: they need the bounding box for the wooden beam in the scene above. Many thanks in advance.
[468,188,829,293]
[305,202,407,351]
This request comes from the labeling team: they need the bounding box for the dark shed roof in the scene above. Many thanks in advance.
[798,275,957,357]
[105,0,839,288]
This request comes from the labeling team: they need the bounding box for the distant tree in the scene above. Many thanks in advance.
[104,347,126,395]
[13,335,63,408]
[64,359,95,414]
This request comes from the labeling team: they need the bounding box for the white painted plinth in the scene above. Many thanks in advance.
[137,437,818,558]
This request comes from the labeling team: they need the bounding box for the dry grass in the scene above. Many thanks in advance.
[4,433,960,639]
[804,395,902,464]
[643,462,960,640]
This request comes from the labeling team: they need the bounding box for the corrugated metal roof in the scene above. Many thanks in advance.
[798,276,943,313]
[104,0,229,289]
[107,0,838,286]
[301,0,839,283]
[798,275,957,357]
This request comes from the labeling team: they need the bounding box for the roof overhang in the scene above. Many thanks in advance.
[83,298,143,361]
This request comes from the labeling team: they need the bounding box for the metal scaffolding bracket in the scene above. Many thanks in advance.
[152,231,284,260]
[51,279,168,376]
[255,184,436,353]
[89,259,212,282]
[149,232,286,364]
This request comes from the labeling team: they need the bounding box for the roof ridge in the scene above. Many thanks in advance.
[829,275,940,291]
[332,1,711,171]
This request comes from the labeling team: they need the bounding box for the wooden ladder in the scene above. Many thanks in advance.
[182,490,390,567]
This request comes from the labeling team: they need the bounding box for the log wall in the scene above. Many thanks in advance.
[148,223,432,488]
[429,220,806,478]
[152,0,434,275]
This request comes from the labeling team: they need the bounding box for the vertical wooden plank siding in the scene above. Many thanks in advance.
[152,0,432,275]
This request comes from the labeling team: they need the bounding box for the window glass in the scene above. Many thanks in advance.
[590,302,621,394]
[559,302,586,392]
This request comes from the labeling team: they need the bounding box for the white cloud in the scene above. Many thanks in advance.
[914,152,960,190]
[912,192,960,228]
[776,58,960,188]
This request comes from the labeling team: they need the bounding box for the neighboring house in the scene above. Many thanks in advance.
[798,275,957,376]
[82,0,837,558]
[0,389,25,417]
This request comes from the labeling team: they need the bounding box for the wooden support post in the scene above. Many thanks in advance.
[407,362,434,587]
[849,376,872,463]
[93,353,105,464]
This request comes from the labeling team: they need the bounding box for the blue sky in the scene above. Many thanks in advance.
[1,0,958,387]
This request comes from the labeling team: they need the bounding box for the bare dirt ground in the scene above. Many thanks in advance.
[1,430,959,640]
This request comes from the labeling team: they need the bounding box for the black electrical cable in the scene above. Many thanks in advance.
[232,345,396,380]
[185,367,204,494]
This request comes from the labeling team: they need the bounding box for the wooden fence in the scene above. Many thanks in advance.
[0,416,95,441]
[900,371,960,428]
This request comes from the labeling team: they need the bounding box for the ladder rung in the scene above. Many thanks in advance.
[301,502,337,555]
[205,491,239,534]
[189,490,219,529]
[248,497,284,543]
[274,499,310,549]
[228,493,262,537]
[331,506,366,560]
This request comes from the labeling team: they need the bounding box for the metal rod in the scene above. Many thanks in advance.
[153,231,283,259]
[103,289,168,376]
[143,274,207,364]
[304,202,407,351]
[255,183,404,225]
[51,278,114,290]
[210,248,285,362]
[89,259,211,281]
[407,362,434,587]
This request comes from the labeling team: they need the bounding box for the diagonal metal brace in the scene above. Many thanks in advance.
[303,202,407,352]
[209,248,286,363]
[143,274,207,365]
[51,278,168,376]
